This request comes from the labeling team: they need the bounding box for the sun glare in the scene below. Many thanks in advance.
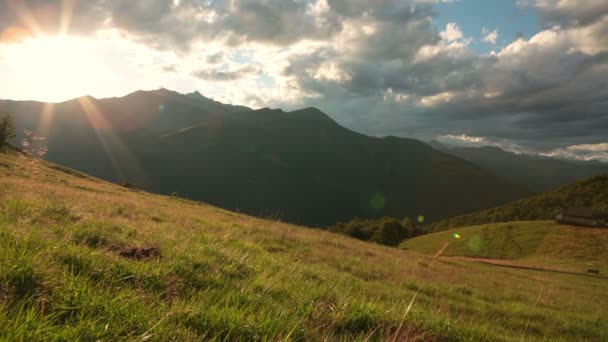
[2,35,106,102]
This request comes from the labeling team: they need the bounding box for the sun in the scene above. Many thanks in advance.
[1,35,107,102]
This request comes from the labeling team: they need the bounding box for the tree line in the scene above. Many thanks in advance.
[327,216,426,247]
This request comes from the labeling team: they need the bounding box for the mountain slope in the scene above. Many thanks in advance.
[1,151,606,341]
[431,143,608,192]
[402,221,608,273]
[138,107,527,226]
[2,91,527,226]
[427,174,608,232]
[0,89,251,182]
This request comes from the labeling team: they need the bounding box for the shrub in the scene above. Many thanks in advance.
[0,113,16,149]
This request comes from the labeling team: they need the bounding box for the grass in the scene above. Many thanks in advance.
[0,151,607,341]
[401,221,608,273]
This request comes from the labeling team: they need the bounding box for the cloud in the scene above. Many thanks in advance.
[440,23,463,42]
[436,134,496,147]
[0,0,108,42]
[435,134,531,153]
[194,65,262,82]
[542,143,608,162]
[436,134,608,163]
[482,28,499,45]
[0,0,607,161]
[519,0,608,27]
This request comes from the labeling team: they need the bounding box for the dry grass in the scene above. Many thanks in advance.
[0,151,607,341]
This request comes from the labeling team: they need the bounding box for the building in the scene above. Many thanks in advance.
[555,207,599,227]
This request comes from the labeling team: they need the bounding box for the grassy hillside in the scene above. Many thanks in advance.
[2,91,527,226]
[1,151,606,341]
[427,174,608,232]
[401,221,608,273]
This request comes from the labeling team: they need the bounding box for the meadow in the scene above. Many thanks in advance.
[401,221,608,274]
[1,151,606,341]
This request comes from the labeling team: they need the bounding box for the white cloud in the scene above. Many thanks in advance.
[440,22,463,42]
[419,91,457,107]
[482,28,499,45]
[436,134,492,147]
[435,134,527,153]
[311,61,352,82]
[542,143,608,162]
[437,135,608,163]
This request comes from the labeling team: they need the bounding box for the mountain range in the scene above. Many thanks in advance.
[2,89,531,226]
[4,89,606,227]
[431,141,608,193]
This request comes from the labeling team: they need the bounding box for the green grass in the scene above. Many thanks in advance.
[0,151,607,341]
[401,221,608,272]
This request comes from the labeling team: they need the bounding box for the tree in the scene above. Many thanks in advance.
[0,113,16,149]
[371,219,403,246]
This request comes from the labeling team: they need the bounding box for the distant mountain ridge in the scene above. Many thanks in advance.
[430,141,608,193]
[427,174,608,232]
[2,89,525,226]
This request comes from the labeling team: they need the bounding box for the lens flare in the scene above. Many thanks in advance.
[417,215,425,223]
[370,193,385,210]
[453,233,461,239]
[78,96,150,186]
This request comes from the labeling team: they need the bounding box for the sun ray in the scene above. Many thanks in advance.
[59,0,76,36]
[7,0,44,37]
[37,102,55,137]
[77,96,151,187]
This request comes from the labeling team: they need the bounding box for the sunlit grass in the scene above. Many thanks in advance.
[401,221,608,272]
[0,151,607,341]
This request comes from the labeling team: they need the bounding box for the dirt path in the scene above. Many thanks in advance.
[444,256,608,280]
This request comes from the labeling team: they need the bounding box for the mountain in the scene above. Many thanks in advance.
[430,142,608,192]
[1,90,527,226]
[1,89,251,182]
[427,174,608,231]
[1,150,605,341]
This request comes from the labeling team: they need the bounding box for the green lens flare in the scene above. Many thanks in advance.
[370,193,385,210]
[453,233,461,239]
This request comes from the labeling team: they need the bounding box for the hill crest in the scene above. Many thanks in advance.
[427,174,608,231]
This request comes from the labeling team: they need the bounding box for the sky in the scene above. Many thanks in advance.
[0,0,607,162]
